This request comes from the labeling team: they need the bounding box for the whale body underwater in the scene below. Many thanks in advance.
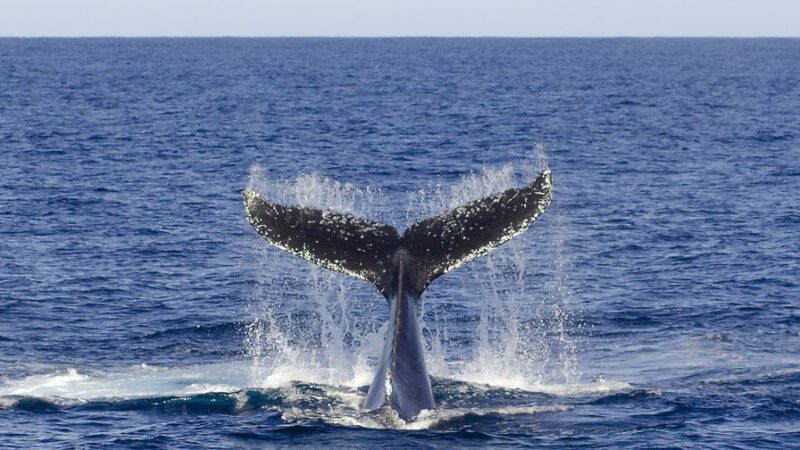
[243,169,553,421]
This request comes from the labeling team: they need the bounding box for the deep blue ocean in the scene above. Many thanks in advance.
[0,38,798,449]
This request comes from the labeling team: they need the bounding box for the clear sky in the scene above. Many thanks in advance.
[1,0,797,37]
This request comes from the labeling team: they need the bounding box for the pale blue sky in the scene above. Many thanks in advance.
[1,0,797,37]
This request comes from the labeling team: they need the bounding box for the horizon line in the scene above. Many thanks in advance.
[1,35,799,39]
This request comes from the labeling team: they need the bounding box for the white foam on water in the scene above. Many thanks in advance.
[0,363,628,403]
[0,360,632,431]
[404,404,572,430]
[0,362,251,402]
[294,403,575,430]
[448,375,630,396]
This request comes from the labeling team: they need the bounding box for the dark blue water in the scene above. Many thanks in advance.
[1,38,799,449]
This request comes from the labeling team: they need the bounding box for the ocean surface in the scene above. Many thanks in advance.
[0,38,798,449]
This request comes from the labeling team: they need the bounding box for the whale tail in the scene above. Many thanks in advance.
[243,169,553,420]
[243,169,552,296]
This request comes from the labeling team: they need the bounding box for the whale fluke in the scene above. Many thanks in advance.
[403,169,552,291]
[244,169,551,296]
[243,191,401,295]
[243,169,553,420]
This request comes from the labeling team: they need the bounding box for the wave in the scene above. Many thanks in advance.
[0,361,629,429]
[20,361,789,434]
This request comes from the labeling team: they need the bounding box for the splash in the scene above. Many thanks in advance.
[244,144,582,394]
[408,145,581,389]
[246,163,383,218]
[244,167,387,389]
